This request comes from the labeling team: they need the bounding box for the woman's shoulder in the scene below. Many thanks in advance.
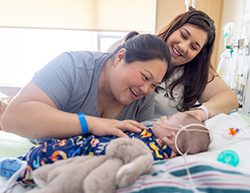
[66,51,110,68]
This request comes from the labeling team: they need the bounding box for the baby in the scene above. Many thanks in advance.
[152,113,210,155]
[0,112,210,184]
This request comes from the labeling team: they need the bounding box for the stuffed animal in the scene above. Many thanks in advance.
[28,137,154,193]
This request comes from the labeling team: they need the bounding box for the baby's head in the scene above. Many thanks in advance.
[152,113,211,156]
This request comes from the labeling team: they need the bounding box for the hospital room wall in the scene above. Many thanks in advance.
[1,0,248,96]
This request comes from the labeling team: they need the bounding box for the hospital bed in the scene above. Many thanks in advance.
[1,111,250,192]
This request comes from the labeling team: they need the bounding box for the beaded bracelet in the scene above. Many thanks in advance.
[77,113,89,134]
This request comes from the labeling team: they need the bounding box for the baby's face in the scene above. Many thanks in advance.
[154,113,187,130]
[152,113,187,141]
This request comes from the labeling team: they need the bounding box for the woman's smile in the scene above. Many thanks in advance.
[166,23,207,66]
[130,88,139,99]
[111,59,168,105]
[172,45,182,57]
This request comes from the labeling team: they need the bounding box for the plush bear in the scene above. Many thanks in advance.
[28,137,154,193]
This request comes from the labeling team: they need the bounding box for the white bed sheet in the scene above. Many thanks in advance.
[176,112,250,174]
[0,112,250,193]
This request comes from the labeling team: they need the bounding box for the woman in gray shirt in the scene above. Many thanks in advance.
[1,34,171,139]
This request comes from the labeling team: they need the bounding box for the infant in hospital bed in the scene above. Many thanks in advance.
[0,112,210,185]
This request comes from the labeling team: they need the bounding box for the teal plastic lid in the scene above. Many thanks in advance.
[217,150,239,167]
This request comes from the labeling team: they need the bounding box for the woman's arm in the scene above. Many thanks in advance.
[1,81,144,139]
[186,75,239,121]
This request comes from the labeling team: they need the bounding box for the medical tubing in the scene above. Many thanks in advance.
[77,113,89,134]
[183,153,202,193]
[169,122,250,193]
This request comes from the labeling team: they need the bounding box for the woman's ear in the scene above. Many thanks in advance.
[114,48,126,66]
[162,133,176,145]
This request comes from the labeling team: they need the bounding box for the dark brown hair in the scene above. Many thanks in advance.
[111,34,171,82]
[157,10,217,111]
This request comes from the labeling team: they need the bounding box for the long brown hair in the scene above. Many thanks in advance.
[157,10,216,111]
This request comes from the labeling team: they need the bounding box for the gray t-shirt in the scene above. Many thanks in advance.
[32,51,154,122]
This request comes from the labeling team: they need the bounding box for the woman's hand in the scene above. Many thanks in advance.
[86,116,147,138]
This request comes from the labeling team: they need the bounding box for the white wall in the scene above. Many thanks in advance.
[241,0,250,115]
[241,0,250,39]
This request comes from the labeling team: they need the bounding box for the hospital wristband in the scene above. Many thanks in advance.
[196,104,210,121]
[77,113,89,134]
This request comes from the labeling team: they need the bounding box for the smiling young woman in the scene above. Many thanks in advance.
[154,10,238,121]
